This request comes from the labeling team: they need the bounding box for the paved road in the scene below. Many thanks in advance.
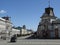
[0,35,60,45]
[0,39,60,45]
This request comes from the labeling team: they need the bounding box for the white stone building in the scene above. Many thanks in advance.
[0,16,12,39]
[37,7,60,39]
[20,28,27,35]
[11,28,20,36]
[0,17,33,39]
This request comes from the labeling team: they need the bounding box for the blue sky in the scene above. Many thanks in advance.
[0,0,60,31]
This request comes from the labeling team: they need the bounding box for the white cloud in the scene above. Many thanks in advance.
[0,10,7,14]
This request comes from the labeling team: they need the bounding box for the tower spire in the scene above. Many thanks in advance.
[48,0,50,7]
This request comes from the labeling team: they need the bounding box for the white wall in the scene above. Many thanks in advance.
[21,29,27,35]
[11,28,20,36]
[0,18,12,38]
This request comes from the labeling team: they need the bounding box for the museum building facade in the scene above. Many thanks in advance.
[37,7,60,39]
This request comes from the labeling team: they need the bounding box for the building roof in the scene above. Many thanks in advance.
[0,17,12,24]
[40,7,57,19]
[0,17,5,21]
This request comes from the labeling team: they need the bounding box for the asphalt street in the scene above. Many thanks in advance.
[0,35,60,45]
[0,38,60,45]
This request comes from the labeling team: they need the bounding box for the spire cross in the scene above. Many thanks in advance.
[48,0,50,7]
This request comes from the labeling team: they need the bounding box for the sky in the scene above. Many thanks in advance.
[0,0,60,31]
